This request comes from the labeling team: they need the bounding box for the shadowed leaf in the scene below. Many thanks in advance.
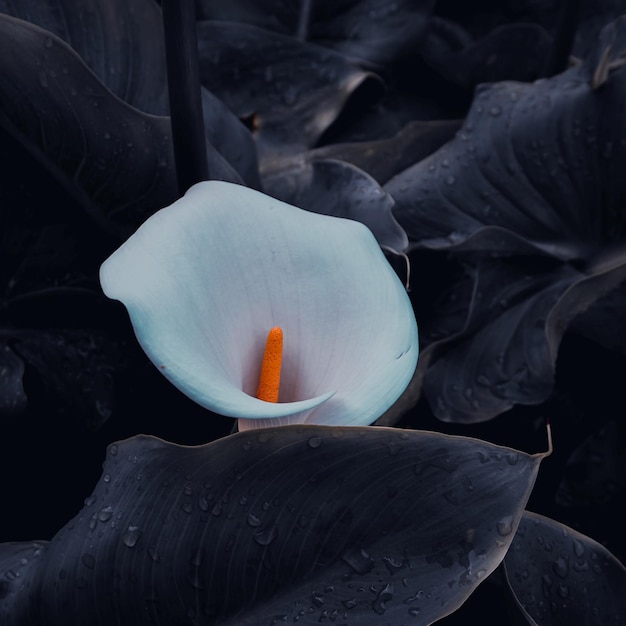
[263,158,408,252]
[0,343,26,416]
[196,21,383,167]
[195,0,434,64]
[388,18,626,259]
[421,253,626,423]
[0,425,546,624]
[310,120,462,185]
[503,511,626,625]
[0,0,169,114]
[0,15,251,235]
[420,21,552,88]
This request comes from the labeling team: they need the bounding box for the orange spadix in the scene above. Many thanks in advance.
[255,326,283,402]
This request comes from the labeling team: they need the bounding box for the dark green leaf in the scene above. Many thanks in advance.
[0,425,545,624]
[503,511,626,625]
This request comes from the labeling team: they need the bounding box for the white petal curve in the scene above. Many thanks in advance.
[100,181,418,426]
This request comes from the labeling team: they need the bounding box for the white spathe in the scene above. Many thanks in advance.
[100,181,418,430]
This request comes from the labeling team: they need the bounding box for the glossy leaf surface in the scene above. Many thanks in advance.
[504,511,626,625]
[0,426,545,624]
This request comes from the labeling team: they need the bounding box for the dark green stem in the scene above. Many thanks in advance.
[161,0,209,195]
[543,0,581,77]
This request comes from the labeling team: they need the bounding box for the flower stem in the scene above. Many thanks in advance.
[161,0,209,195]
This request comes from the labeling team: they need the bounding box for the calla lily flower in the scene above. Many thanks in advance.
[100,181,418,430]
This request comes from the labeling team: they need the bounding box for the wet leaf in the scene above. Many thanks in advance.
[196,21,383,166]
[0,15,249,234]
[195,0,434,64]
[387,18,626,259]
[0,0,169,114]
[503,510,626,625]
[310,120,462,185]
[2,329,121,428]
[0,425,546,624]
[263,158,408,252]
[420,21,552,88]
[420,253,626,422]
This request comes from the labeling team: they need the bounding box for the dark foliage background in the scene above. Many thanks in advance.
[1,0,625,623]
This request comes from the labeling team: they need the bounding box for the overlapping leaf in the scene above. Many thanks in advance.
[0,0,169,114]
[263,158,408,252]
[196,20,383,167]
[385,17,626,422]
[195,0,434,64]
[503,511,626,625]
[0,426,545,624]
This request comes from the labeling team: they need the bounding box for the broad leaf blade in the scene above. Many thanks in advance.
[422,254,626,423]
[0,426,546,624]
[263,158,408,252]
[196,21,383,165]
[503,511,626,625]
[0,0,169,114]
[387,17,626,259]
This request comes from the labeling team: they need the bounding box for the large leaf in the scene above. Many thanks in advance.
[0,425,546,624]
[0,0,169,114]
[0,0,263,185]
[195,0,434,64]
[387,17,626,260]
[310,119,462,185]
[196,21,383,167]
[420,21,552,88]
[262,158,408,252]
[503,511,626,625]
[382,17,626,422]
[419,253,626,423]
[0,15,248,234]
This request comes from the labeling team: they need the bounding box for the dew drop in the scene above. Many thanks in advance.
[98,506,113,522]
[341,547,374,575]
[372,583,393,615]
[247,513,262,527]
[254,525,279,546]
[308,436,322,448]
[497,515,514,536]
[198,494,210,512]
[148,545,160,562]
[312,592,324,607]
[81,554,96,570]
[552,556,569,579]
[342,598,357,609]
[122,525,142,548]
[109,444,118,456]
[573,539,585,558]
